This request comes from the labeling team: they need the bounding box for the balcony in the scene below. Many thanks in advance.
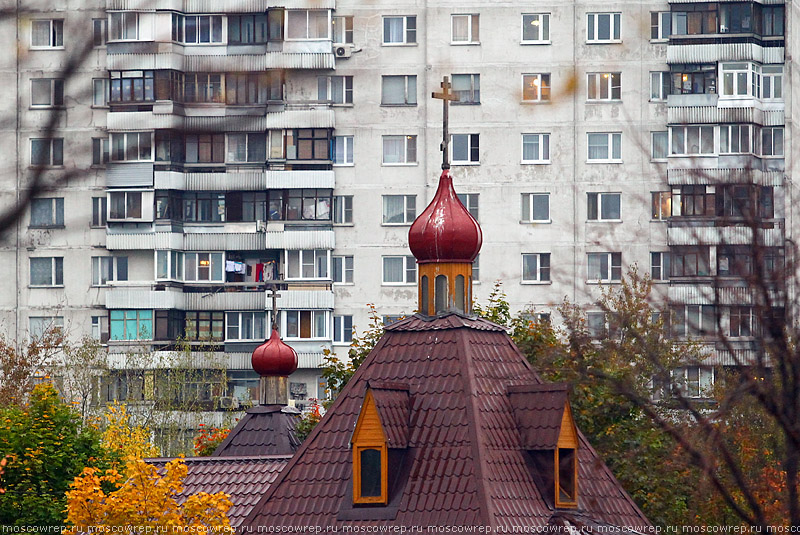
[106,108,335,132]
[153,169,334,191]
[668,285,782,307]
[667,100,784,126]
[107,0,335,11]
[667,41,783,64]
[106,229,336,251]
[667,167,784,186]
[667,225,783,246]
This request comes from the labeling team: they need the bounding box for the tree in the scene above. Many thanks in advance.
[193,424,230,457]
[322,304,385,395]
[102,403,160,463]
[66,457,232,530]
[56,336,109,424]
[0,326,65,407]
[0,382,110,526]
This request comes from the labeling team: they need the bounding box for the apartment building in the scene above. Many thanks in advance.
[0,0,791,448]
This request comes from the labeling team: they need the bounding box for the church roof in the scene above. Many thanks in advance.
[212,404,300,457]
[242,313,650,529]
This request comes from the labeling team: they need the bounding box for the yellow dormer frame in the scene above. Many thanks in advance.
[351,389,389,505]
[554,401,579,508]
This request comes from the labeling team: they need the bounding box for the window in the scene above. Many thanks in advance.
[333,136,354,165]
[182,73,222,103]
[111,132,152,161]
[587,252,622,282]
[93,18,108,47]
[155,250,185,280]
[670,367,715,399]
[718,246,753,277]
[31,138,63,166]
[31,79,64,107]
[185,312,224,342]
[671,305,715,338]
[761,66,783,100]
[587,193,621,221]
[472,255,480,282]
[30,257,63,287]
[719,3,753,34]
[522,74,551,102]
[522,253,551,283]
[352,391,389,505]
[651,11,671,40]
[451,134,479,164]
[226,73,282,104]
[676,186,715,217]
[729,307,754,338]
[265,189,331,221]
[521,134,550,163]
[521,193,550,223]
[91,256,128,286]
[286,249,330,280]
[92,197,107,227]
[451,14,479,43]
[182,192,225,222]
[109,71,155,103]
[286,129,331,161]
[92,315,109,341]
[587,133,621,162]
[672,66,717,95]
[227,133,266,163]
[185,134,224,163]
[108,191,142,220]
[719,125,752,155]
[332,15,354,43]
[720,62,758,98]
[382,135,417,164]
[451,74,480,104]
[587,312,607,338]
[228,15,269,44]
[333,196,353,224]
[226,312,267,341]
[381,75,417,105]
[174,15,223,43]
[382,195,416,224]
[761,127,784,157]
[651,192,671,220]
[651,252,670,281]
[650,72,671,101]
[651,131,668,160]
[383,256,416,285]
[333,255,354,284]
[457,193,479,221]
[29,316,64,338]
[31,20,63,48]
[184,252,224,282]
[318,76,353,105]
[383,16,416,44]
[671,247,710,277]
[30,198,64,227]
[672,6,718,36]
[587,13,620,42]
[522,14,550,43]
[333,315,353,344]
[670,126,714,155]
[286,10,329,40]
[284,310,328,339]
[110,310,153,340]
[92,78,109,107]
[587,73,621,101]
[109,12,139,41]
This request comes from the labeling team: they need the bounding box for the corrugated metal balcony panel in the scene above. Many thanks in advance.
[107,111,184,131]
[668,285,781,306]
[106,287,185,309]
[106,232,185,250]
[106,0,159,10]
[226,351,326,370]
[184,53,334,71]
[668,168,784,186]
[106,162,154,187]
[667,93,719,107]
[153,171,186,190]
[667,105,758,125]
[182,170,335,191]
[184,291,265,311]
[108,109,334,132]
[107,53,183,71]
[184,232,266,251]
[667,43,784,64]
[762,109,786,126]
[667,226,783,246]
[279,290,334,309]
[296,352,326,369]
[182,0,334,12]
[669,0,784,4]
[265,230,335,250]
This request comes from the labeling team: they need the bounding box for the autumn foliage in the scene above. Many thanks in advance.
[193,424,230,457]
[102,403,160,463]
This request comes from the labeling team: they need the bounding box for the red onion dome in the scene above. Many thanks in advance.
[408,170,482,264]
[251,328,298,377]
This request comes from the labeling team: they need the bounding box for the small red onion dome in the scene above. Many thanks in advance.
[408,169,482,264]
[251,328,298,377]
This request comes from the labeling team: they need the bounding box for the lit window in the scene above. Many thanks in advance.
[587,193,621,221]
[451,134,479,164]
[333,255,354,284]
[587,72,621,101]
[587,133,621,161]
[382,136,417,164]
[318,76,353,105]
[522,253,551,283]
[451,14,479,44]
[383,16,416,45]
[333,136,354,165]
[451,74,480,104]
[587,252,622,282]
[30,198,64,228]
[382,195,416,224]
[30,138,64,166]
[522,74,551,102]
[587,13,621,43]
[381,75,417,105]
[522,14,550,43]
[30,257,63,286]
[333,315,353,344]
[382,256,416,284]
[521,193,550,223]
[31,78,64,108]
[184,252,224,282]
[651,192,671,220]
[522,134,550,163]
[31,20,63,48]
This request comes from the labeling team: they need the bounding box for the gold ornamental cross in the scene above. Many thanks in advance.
[432,76,459,170]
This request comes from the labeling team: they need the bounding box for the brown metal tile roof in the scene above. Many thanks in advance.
[147,455,290,527]
[212,405,300,457]
[369,382,410,448]
[507,384,569,450]
[243,313,651,529]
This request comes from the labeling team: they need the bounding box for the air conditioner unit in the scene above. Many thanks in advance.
[256,219,267,233]
[219,397,240,410]
[333,43,353,58]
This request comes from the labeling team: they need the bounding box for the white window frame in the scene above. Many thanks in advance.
[650,11,671,41]
[30,197,64,227]
[226,133,267,163]
[451,133,480,165]
[651,251,670,282]
[283,310,329,340]
[30,257,63,287]
[382,135,417,165]
[457,193,479,221]
[382,15,416,45]
[108,191,143,220]
[760,127,784,157]
[587,13,621,43]
[286,10,330,41]
[333,315,353,344]
[331,15,354,44]
[650,71,671,101]
[587,72,621,101]
[670,126,715,156]
[318,75,353,105]
[30,138,64,167]
[109,12,139,41]
[651,192,671,221]
[110,132,153,162]
[672,366,715,399]
[29,316,64,338]
[381,75,417,106]
[184,252,224,282]
[720,62,759,99]
[719,125,752,155]
[93,18,108,47]
[587,252,622,283]
[521,13,550,44]
[91,196,107,227]
[333,195,353,224]
[587,192,622,221]
[174,14,224,44]
[451,14,479,44]
[286,249,330,280]
[521,193,550,223]
[332,255,354,284]
[91,256,128,286]
[521,73,551,102]
[651,131,668,160]
[472,255,480,283]
[155,250,184,281]
[226,311,267,341]
[31,19,64,49]
[382,195,416,225]
[382,255,417,285]
[761,66,783,101]
[31,78,64,108]
[587,132,622,162]
[92,78,109,107]
[451,74,480,105]
[333,136,354,166]
[522,253,551,283]
[521,133,550,164]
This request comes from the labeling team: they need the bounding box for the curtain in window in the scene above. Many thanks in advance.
[382,76,405,104]
[383,258,402,282]
[523,135,540,161]
[383,137,404,164]
[384,17,403,42]
[32,21,50,46]
[587,134,608,160]
[452,16,469,41]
